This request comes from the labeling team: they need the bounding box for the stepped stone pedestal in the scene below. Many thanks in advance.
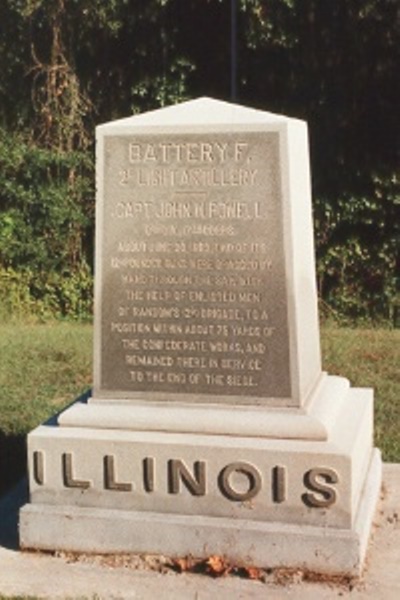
[20,98,381,576]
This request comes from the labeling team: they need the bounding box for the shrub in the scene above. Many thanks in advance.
[314,172,399,322]
[0,128,94,320]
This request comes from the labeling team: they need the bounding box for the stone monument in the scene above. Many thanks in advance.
[20,98,382,576]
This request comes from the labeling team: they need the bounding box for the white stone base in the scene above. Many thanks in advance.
[19,377,382,576]
[59,374,346,441]
[20,449,381,576]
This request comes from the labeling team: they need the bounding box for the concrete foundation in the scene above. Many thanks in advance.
[20,449,381,576]
[20,377,382,576]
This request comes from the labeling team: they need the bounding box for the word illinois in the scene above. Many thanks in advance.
[32,452,339,509]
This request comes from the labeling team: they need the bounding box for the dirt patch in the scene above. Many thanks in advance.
[48,550,359,590]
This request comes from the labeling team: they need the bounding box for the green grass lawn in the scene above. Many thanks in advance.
[0,322,92,437]
[320,325,400,462]
[0,322,92,493]
[0,321,398,479]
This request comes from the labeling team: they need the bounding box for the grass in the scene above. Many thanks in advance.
[320,324,400,462]
[0,321,398,492]
[0,321,92,493]
[0,322,92,436]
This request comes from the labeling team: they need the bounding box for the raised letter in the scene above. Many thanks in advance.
[234,142,248,162]
[218,461,261,501]
[129,143,141,163]
[168,459,206,496]
[62,453,91,489]
[302,467,339,508]
[33,450,45,486]
[104,455,132,492]
[272,465,287,503]
[143,457,155,492]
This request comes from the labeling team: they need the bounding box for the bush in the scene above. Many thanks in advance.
[0,129,94,319]
[0,266,93,321]
[314,172,399,322]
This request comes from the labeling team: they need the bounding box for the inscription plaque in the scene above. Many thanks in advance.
[96,132,291,402]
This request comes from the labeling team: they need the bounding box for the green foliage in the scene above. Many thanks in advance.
[0,266,93,321]
[0,129,94,268]
[0,128,94,319]
[0,268,35,318]
[131,57,195,111]
[315,173,399,320]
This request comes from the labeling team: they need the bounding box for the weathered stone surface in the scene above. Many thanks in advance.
[20,449,381,577]
[93,98,321,408]
[28,382,373,529]
[4,464,399,599]
[59,375,348,441]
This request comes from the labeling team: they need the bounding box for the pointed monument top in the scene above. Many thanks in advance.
[98,97,298,130]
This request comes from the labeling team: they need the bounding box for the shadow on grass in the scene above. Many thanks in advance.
[0,393,91,551]
[0,431,28,550]
[0,431,27,496]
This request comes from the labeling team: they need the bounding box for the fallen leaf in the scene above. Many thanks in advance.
[243,566,264,580]
[205,555,232,577]
[171,556,196,572]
